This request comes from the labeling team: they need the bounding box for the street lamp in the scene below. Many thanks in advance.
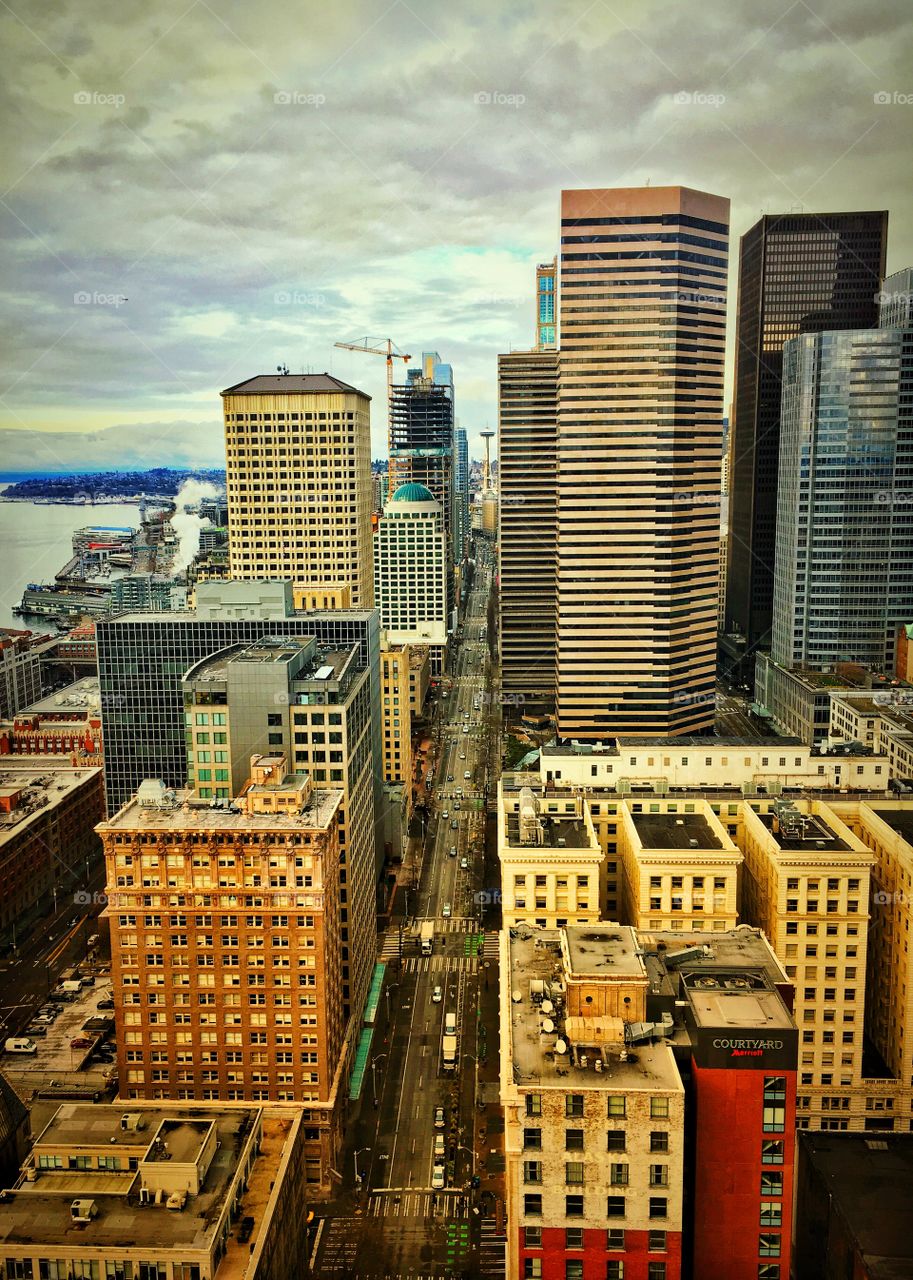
[354,1146,371,1188]
[371,1053,388,1109]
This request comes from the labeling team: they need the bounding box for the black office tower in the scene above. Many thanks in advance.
[723,210,887,680]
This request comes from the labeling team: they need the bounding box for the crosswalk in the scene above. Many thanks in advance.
[366,1191,472,1218]
[482,934,499,959]
[401,955,478,975]
[479,1218,506,1276]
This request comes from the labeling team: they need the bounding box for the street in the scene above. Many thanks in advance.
[311,547,505,1278]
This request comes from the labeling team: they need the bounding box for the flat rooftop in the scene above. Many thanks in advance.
[21,677,99,716]
[0,765,101,847]
[868,807,913,847]
[101,785,342,833]
[641,928,789,987]
[758,810,851,852]
[505,811,594,849]
[799,1132,913,1277]
[186,638,353,685]
[681,970,794,1032]
[0,1105,278,1254]
[563,924,647,978]
[632,812,723,851]
[507,928,680,1091]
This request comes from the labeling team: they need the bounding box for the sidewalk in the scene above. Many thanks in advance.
[473,939,506,1231]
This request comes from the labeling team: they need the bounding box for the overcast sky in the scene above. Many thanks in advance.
[1,0,911,472]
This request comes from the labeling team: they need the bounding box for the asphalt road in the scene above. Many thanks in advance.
[312,548,501,1278]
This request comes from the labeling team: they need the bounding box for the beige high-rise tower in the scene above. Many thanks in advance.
[555,186,729,739]
[221,373,373,608]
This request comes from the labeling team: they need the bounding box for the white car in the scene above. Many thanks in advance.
[432,1163,446,1190]
[432,985,443,1003]
[442,903,452,918]
[460,857,469,870]
[441,810,449,819]
[464,771,471,780]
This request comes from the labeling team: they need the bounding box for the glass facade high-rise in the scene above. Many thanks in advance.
[536,258,556,348]
[453,426,470,567]
[879,267,913,328]
[771,327,913,671]
[498,348,558,702]
[555,185,729,739]
[724,211,888,675]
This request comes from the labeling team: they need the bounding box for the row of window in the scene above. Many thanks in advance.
[523,1194,670,1219]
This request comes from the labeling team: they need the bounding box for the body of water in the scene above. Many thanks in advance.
[0,498,143,631]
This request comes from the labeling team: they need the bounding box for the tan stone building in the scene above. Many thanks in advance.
[98,757,347,1190]
[380,642,413,799]
[555,186,729,740]
[221,373,373,607]
[0,1101,312,1277]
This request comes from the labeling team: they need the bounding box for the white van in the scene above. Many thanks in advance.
[5,1038,37,1055]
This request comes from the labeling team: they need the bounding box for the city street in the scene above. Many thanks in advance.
[310,549,505,1279]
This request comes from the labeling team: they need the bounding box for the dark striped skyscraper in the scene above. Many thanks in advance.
[555,185,729,739]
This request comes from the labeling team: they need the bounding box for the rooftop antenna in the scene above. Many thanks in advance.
[276,363,289,376]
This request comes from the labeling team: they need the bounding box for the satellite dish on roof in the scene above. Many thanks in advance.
[541,999,554,1014]
[555,1039,567,1054]
[542,1018,555,1034]
[512,990,522,1003]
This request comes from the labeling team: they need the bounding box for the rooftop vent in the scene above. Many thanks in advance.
[71,1199,98,1224]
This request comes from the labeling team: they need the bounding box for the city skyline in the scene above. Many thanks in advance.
[2,1,913,471]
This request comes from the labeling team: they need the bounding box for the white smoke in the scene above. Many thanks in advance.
[170,478,221,569]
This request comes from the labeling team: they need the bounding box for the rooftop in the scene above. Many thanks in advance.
[798,1132,913,1278]
[631,812,723,851]
[505,811,595,850]
[100,784,342,834]
[758,809,851,852]
[0,764,101,847]
[20,677,99,716]
[390,482,436,504]
[221,373,367,397]
[681,969,795,1033]
[0,1104,280,1255]
[506,928,681,1092]
[868,806,913,848]
[563,924,647,978]
[640,928,789,988]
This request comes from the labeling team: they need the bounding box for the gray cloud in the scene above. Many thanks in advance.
[0,0,911,464]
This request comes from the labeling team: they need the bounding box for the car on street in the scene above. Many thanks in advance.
[446,774,454,782]
[79,975,95,986]
[26,1024,48,1037]
[70,1037,91,1050]
[462,725,469,734]
[464,771,471,780]
[460,857,469,870]
[97,999,115,1010]
[434,1106,445,1129]
[442,903,452,918]
[432,1163,446,1190]
[441,809,449,819]
[454,802,461,812]
[459,751,466,759]
[450,819,458,829]
[434,1134,445,1158]
[449,846,457,858]
[432,985,443,1003]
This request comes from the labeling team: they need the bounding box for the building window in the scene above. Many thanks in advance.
[648,1230,667,1252]
[607,1095,626,1118]
[606,1228,625,1251]
[607,1130,626,1152]
[566,1227,584,1250]
[610,1163,628,1186]
[524,1262,542,1280]
[524,1194,542,1216]
[566,1094,584,1118]
[650,1131,669,1153]
[761,1171,783,1196]
[758,1267,780,1280]
[524,1226,542,1248]
[760,1201,782,1227]
[523,1160,542,1184]
[759,1234,781,1257]
[647,1266,666,1280]
[566,1263,584,1280]
[650,1097,669,1119]
[606,1195,625,1218]
[649,1197,667,1219]
[565,1194,584,1217]
[606,1264,625,1280]
[761,1140,784,1165]
[566,1129,585,1150]
[650,1165,669,1187]
[566,1162,585,1185]
[523,1128,542,1150]
[526,1094,542,1117]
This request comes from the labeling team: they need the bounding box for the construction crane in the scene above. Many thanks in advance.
[334,337,411,498]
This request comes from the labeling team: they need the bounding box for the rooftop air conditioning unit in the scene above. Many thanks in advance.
[71,1199,98,1223]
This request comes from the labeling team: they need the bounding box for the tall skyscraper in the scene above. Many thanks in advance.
[770,326,913,671]
[374,483,448,672]
[497,348,558,702]
[879,266,913,328]
[453,426,470,567]
[555,185,730,739]
[724,211,888,674]
[536,257,556,347]
[222,373,374,609]
[388,353,455,610]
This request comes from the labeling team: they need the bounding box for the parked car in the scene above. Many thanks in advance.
[442,903,452,918]
[70,1037,91,1050]
[79,975,95,986]
[434,1106,445,1130]
[432,986,443,1004]
[434,1134,446,1159]
[441,810,449,820]
[431,1163,446,1190]
[96,999,115,1010]
[26,1025,48,1037]
[460,857,469,870]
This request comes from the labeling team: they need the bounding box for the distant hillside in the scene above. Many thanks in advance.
[2,468,225,501]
